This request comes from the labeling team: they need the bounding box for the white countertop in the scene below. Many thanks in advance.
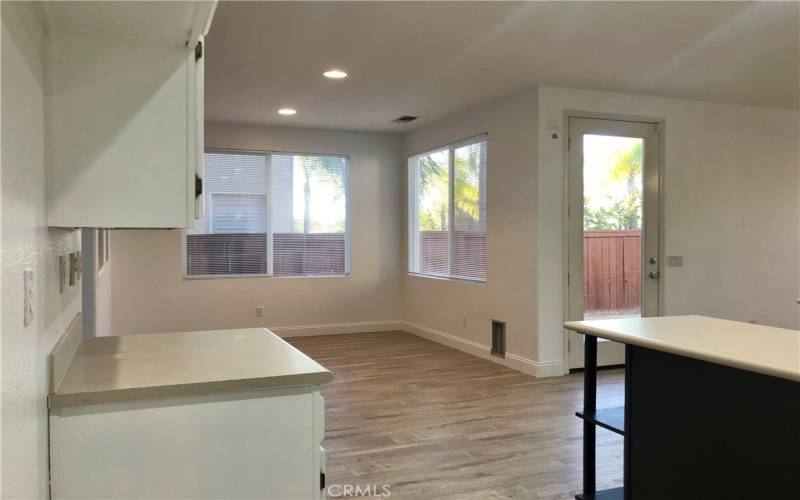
[564,315,800,382]
[50,328,334,408]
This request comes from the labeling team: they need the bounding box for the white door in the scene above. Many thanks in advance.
[567,117,661,369]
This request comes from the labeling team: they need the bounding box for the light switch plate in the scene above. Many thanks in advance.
[23,268,34,326]
[75,251,82,280]
[667,256,684,267]
[68,253,77,286]
[59,255,66,293]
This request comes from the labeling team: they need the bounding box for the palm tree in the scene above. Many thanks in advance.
[417,144,485,231]
[298,156,344,233]
[417,153,449,230]
[453,144,484,230]
[585,141,643,230]
[611,141,642,197]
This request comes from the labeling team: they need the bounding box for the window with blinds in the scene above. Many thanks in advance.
[408,135,487,282]
[185,151,349,277]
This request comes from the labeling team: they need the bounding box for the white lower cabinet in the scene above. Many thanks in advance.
[320,446,327,499]
[49,387,326,499]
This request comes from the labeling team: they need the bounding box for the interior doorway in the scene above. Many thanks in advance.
[566,116,661,369]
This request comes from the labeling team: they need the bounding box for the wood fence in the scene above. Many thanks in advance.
[187,230,636,308]
[583,230,641,314]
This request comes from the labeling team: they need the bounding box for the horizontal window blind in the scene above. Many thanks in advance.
[187,152,268,275]
[186,151,348,277]
[272,154,347,276]
[409,135,487,282]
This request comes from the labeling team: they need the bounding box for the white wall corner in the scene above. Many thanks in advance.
[402,321,564,378]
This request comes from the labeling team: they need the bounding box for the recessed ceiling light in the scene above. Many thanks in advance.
[323,69,348,79]
[278,108,297,115]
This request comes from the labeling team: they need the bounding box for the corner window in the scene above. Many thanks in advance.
[185,150,349,278]
[408,135,487,282]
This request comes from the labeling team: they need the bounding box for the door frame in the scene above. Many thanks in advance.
[561,111,666,373]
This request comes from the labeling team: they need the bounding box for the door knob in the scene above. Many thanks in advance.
[649,271,660,280]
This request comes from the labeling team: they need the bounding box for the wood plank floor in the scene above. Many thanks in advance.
[288,332,624,500]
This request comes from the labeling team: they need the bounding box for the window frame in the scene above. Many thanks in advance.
[182,147,351,280]
[408,134,487,284]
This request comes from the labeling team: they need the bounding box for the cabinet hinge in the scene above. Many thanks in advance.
[195,40,203,61]
[567,137,571,150]
[567,273,570,286]
[195,175,203,198]
[567,338,571,352]
[320,472,326,490]
[654,123,661,133]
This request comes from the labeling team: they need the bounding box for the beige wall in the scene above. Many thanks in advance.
[402,89,546,375]
[1,3,83,497]
[109,123,404,335]
[401,85,799,376]
[536,86,800,367]
[107,86,799,379]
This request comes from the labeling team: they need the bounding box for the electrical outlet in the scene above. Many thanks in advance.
[255,306,264,318]
[23,268,34,327]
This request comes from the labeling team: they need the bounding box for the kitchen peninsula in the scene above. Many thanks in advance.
[48,321,333,499]
[565,315,800,500]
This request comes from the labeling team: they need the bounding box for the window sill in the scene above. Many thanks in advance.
[407,272,485,285]
[183,273,351,281]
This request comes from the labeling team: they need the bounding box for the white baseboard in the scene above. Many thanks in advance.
[402,321,565,378]
[270,320,405,338]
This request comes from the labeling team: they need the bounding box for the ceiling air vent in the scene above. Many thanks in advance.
[392,115,419,124]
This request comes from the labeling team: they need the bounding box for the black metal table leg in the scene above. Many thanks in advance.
[583,335,598,496]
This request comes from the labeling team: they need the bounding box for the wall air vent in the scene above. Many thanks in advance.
[392,115,419,124]
[491,320,506,358]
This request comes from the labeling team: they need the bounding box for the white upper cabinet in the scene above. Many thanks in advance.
[42,1,216,228]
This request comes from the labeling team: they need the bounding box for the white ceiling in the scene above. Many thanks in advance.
[40,1,210,44]
[205,1,799,133]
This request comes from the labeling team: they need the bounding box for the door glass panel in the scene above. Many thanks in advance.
[582,135,643,320]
